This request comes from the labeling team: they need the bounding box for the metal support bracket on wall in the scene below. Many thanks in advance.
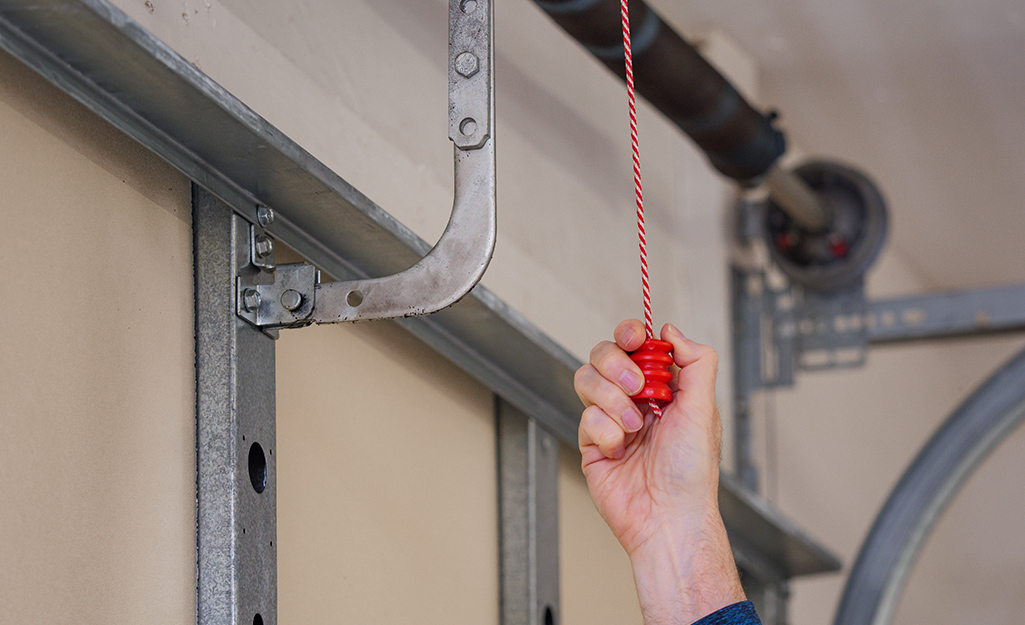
[236,0,495,328]
[732,196,1025,490]
[735,270,1025,394]
[733,268,1025,485]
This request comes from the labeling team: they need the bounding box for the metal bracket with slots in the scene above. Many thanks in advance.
[736,271,1025,393]
[733,222,1025,495]
[735,273,869,392]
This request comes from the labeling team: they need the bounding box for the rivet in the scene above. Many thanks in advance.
[280,289,303,311]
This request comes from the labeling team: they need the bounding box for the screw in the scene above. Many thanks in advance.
[455,52,479,78]
[254,234,274,258]
[242,288,262,312]
[256,205,275,227]
[280,289,303,311]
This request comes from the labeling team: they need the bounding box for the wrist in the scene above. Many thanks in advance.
[628,508,746,625]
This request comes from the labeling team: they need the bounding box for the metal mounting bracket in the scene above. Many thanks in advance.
[237,261,319,328]
[236,0,495,328]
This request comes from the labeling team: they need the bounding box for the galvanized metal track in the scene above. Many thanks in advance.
[0,0,839,577]
[834,344,1025,625]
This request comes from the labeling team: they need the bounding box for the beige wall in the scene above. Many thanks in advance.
[274,322,642,624]
[275,323,500,623]
[0,51,195,621]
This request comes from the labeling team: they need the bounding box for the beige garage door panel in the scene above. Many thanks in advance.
[0,51,195,623]
[276,322,499,624]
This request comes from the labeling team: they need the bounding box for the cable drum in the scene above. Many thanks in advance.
[764,160,888,291]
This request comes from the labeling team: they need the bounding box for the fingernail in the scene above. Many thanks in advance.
[611,447,626,460]
[623,407,643,431]
[667,324,685,340]
[621,327,636,346]
[619,369,643,394]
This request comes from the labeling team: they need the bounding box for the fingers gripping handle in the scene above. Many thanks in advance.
[630,339,674,408]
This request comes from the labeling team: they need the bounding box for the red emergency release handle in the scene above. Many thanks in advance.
[629,338,674,409]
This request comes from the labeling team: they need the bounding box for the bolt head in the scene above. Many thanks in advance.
[254,234,274,258]
[256,205,275,227]
[455,52,479,78]
[280,289,303,311]
[242,288,262,312]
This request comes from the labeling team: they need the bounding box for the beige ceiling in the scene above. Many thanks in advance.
[653,0,1025,291]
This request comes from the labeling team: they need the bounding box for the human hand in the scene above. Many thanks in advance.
[574,320,745,624]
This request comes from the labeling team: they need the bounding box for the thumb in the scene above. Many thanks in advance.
[660,323,719,411]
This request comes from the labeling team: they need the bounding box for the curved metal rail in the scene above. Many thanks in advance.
[314,0,495,322]
[833,345,1025,625]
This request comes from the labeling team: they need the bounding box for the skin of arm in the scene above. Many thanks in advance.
[573,319,747,625]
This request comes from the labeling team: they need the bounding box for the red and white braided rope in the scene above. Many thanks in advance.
[620,0,662,418]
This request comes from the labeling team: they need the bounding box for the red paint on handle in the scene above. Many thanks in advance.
[630,339,674,408]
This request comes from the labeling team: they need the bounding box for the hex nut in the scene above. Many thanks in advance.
[254,234,274,258]
[455,52,479,78]
[280,289,303,311]
[242,288,262,312]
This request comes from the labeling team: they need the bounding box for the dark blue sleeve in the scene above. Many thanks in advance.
[691,601,761,625]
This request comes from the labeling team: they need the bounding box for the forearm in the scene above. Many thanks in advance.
[628,508,747,625]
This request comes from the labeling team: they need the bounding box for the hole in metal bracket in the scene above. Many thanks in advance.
[347,290,364,307]
[543,605,555,625]
[253,614,264,625]
[248,442,267,494]
[460,0,477,13]
[459,117,478,136]
[902,308,926,326]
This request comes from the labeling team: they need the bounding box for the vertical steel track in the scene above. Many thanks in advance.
[498,400,561,625]
[195,187,278,625]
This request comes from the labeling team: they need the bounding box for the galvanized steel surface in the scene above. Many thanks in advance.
[313,139,496,322]
[833,344,1025,625]
[764,166,828,233]
[498,401,561,625]
[310,0,496,322]
[195,189,278,624]
[868,284,1025,343]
